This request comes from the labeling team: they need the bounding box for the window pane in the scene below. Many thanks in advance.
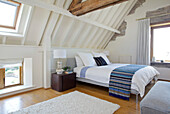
[0,1,17,27]
[153,27,170,61]
[5,66,20,86]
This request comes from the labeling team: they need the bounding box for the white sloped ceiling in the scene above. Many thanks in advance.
[0,0,137,49]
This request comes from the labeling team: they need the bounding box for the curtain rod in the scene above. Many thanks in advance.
[136,12,170,21]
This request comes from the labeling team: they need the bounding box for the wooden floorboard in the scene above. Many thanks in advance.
[0,81,155,114]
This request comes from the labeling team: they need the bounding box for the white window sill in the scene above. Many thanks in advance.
[0,32,24,38]
[0,85,37,98]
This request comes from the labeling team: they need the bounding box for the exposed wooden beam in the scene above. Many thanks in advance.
[14,0,120,33]
[69,0,128,16]
[68,0,82,10]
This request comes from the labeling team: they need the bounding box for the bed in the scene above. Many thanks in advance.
[72,52,160,108]
[74,63,159,97]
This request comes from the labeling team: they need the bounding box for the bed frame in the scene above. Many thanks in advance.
[77,77,156,110]
[66,58,156,109]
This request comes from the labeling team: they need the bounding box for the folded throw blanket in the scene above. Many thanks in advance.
[109,64,147,100]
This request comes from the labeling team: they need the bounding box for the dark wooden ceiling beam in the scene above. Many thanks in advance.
[68,0,128,16]
[68,0,82,10]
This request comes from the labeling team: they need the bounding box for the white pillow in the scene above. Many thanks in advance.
[78,52,97,66]
[75,56,84,67]
[92,52,111,64]
[92,52,101,57]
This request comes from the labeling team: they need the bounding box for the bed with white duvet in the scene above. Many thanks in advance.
[74,52,160,98]
[74,63,159,97]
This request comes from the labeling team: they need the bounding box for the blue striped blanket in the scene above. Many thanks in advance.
[109,64,147,100]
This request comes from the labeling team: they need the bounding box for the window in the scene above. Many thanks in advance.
[151,23,170,63]
[0,60,23,89]
[0,0,21,29]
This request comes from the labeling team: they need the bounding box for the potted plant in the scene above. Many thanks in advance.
[62,66,72,74]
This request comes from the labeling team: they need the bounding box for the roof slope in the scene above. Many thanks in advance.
[0,0,137,49]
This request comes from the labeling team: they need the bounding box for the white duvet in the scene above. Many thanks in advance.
[74,63,160,97]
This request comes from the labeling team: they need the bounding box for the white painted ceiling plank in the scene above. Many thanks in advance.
[103,4,120,25]
[109,2,127,27]
[75,10,102,48]
[51,0,66,42]
[98,32,112,49]
[68,22,86,47]
[93,30,108,49]
[40,0,64,43]
[51,15,64,42]
[106,8,120,26]
[59,19,75,47]
[40,0,63,46]
[112,2,131,28]
[39,12,60,46]
[57,0,65,8]
[53,16,71,46]
[84,9,107,49]
[100,32,113,49]
[63,20,81,47]
[113,0,137,28]
[64,0,77,9]
[87,29,104,48]
[80,26,96,48]
[75,25,93,48]
[88,9,102,20]
[96,7,112,24]
[63,0,72,9]
[82,27,99,48]
[15,0,120,33]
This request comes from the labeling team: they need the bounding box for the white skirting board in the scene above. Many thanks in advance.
[0,85,41,98]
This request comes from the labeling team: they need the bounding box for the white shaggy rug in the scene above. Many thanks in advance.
[9,91,120,114]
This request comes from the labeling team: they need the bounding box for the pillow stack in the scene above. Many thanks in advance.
[75,52,110,67]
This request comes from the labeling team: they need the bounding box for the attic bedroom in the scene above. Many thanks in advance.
[0,0,170,114]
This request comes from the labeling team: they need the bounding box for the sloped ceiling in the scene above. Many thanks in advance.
[0,0,137,49]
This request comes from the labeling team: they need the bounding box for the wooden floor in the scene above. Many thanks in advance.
[0,81,154,114]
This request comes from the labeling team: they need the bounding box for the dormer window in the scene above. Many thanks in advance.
[0,0,21,29]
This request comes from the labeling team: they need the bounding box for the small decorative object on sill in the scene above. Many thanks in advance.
[161,60,164,63]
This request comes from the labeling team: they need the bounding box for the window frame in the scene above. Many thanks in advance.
[150,22,170,62]
[0,64,23,89]
[0,0,21,29]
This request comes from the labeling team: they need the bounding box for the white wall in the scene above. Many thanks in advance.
[106,0,170,80]
[24,58,33,86]
[0,45,43,88]
[0,45,98,89]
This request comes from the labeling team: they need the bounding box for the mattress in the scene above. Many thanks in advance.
[74,63,160,97]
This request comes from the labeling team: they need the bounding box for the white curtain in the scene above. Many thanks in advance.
[136,19,151,65]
